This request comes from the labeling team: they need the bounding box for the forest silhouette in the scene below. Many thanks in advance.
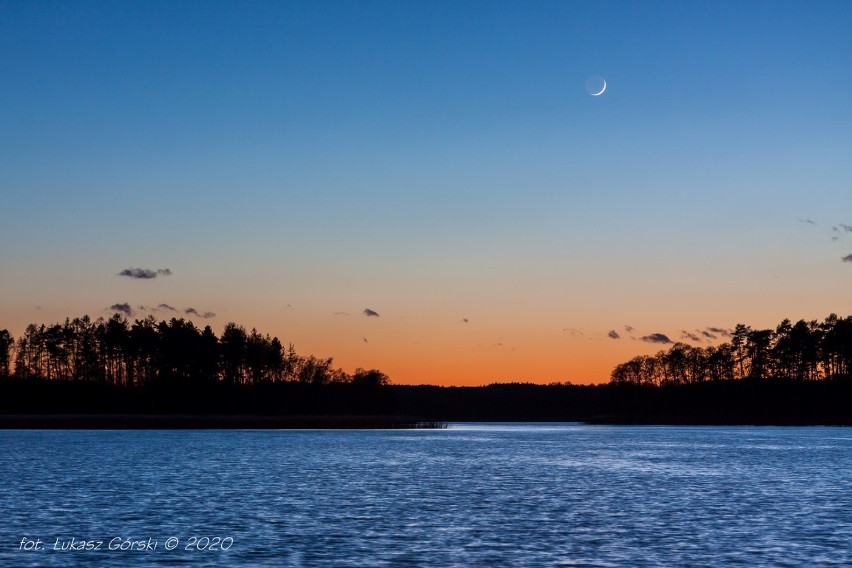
[2,314,387,387]
[0,313,850,426]
[610,314,852,385]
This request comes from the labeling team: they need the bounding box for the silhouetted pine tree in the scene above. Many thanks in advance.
[611,314,852,385]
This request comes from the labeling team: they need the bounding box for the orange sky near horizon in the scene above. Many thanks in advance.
[1,249,851,386]
[1,239,850,386]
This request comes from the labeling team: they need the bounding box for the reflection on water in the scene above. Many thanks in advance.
[1,425,850,567]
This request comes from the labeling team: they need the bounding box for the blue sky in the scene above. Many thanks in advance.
[1,0,850,384]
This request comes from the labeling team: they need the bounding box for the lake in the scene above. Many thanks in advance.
[1,424,850,567]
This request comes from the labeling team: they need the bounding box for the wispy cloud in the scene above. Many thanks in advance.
[363,337,368,343]
[363,308,380,317]
[607,330,620,340]
[133,303,177,313]
[461,318,469,323]
[641,333,672,344]
[680,330,702,342]
[624,325,634,333]
[118,267,172,279]
[706,326,731,337]
[185,307,215,319]
[842,254,852,263]
[832,224,852,240]
[700,330,717,340]
[333,312,350,316]
[562,328,583,336]
[798,217,817,225]
[108,303,134,317]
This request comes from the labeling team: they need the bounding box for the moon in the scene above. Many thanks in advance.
[585,75,607,96]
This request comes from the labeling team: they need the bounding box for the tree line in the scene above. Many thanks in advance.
[610,314,852,386]
[0,314,388,387]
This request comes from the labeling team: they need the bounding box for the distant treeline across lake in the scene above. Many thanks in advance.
[0,313,850,426]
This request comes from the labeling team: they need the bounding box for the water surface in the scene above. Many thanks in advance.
[1,424,850,566]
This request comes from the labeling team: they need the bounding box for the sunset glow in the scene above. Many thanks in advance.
[1,1,850,385]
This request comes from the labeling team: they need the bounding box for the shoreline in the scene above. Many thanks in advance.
[0,414,847,428]
[0,414,448,429]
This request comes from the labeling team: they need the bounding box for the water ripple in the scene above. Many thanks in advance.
[1,425,850,567]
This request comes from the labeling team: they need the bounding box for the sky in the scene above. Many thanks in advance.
[1,0,850,385]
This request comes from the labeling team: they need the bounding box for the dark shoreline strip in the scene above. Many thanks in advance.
[0,415,448,430]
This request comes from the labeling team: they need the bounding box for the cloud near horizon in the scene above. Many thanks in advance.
[624,325,634,333]
[185,307,215,319]
[137,304,178,313]
[118,268,172,279]
[108,303,134,317]
[363,308,380,317]
[842,254,852,263]
[641,333,672,344]
[680,330,702,342]
[706,326,731,337]
[607,330,620,339]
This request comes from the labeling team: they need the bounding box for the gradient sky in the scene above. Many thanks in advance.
[1,0,850,385]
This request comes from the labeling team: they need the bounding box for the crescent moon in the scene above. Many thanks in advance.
[590,80,607,96]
